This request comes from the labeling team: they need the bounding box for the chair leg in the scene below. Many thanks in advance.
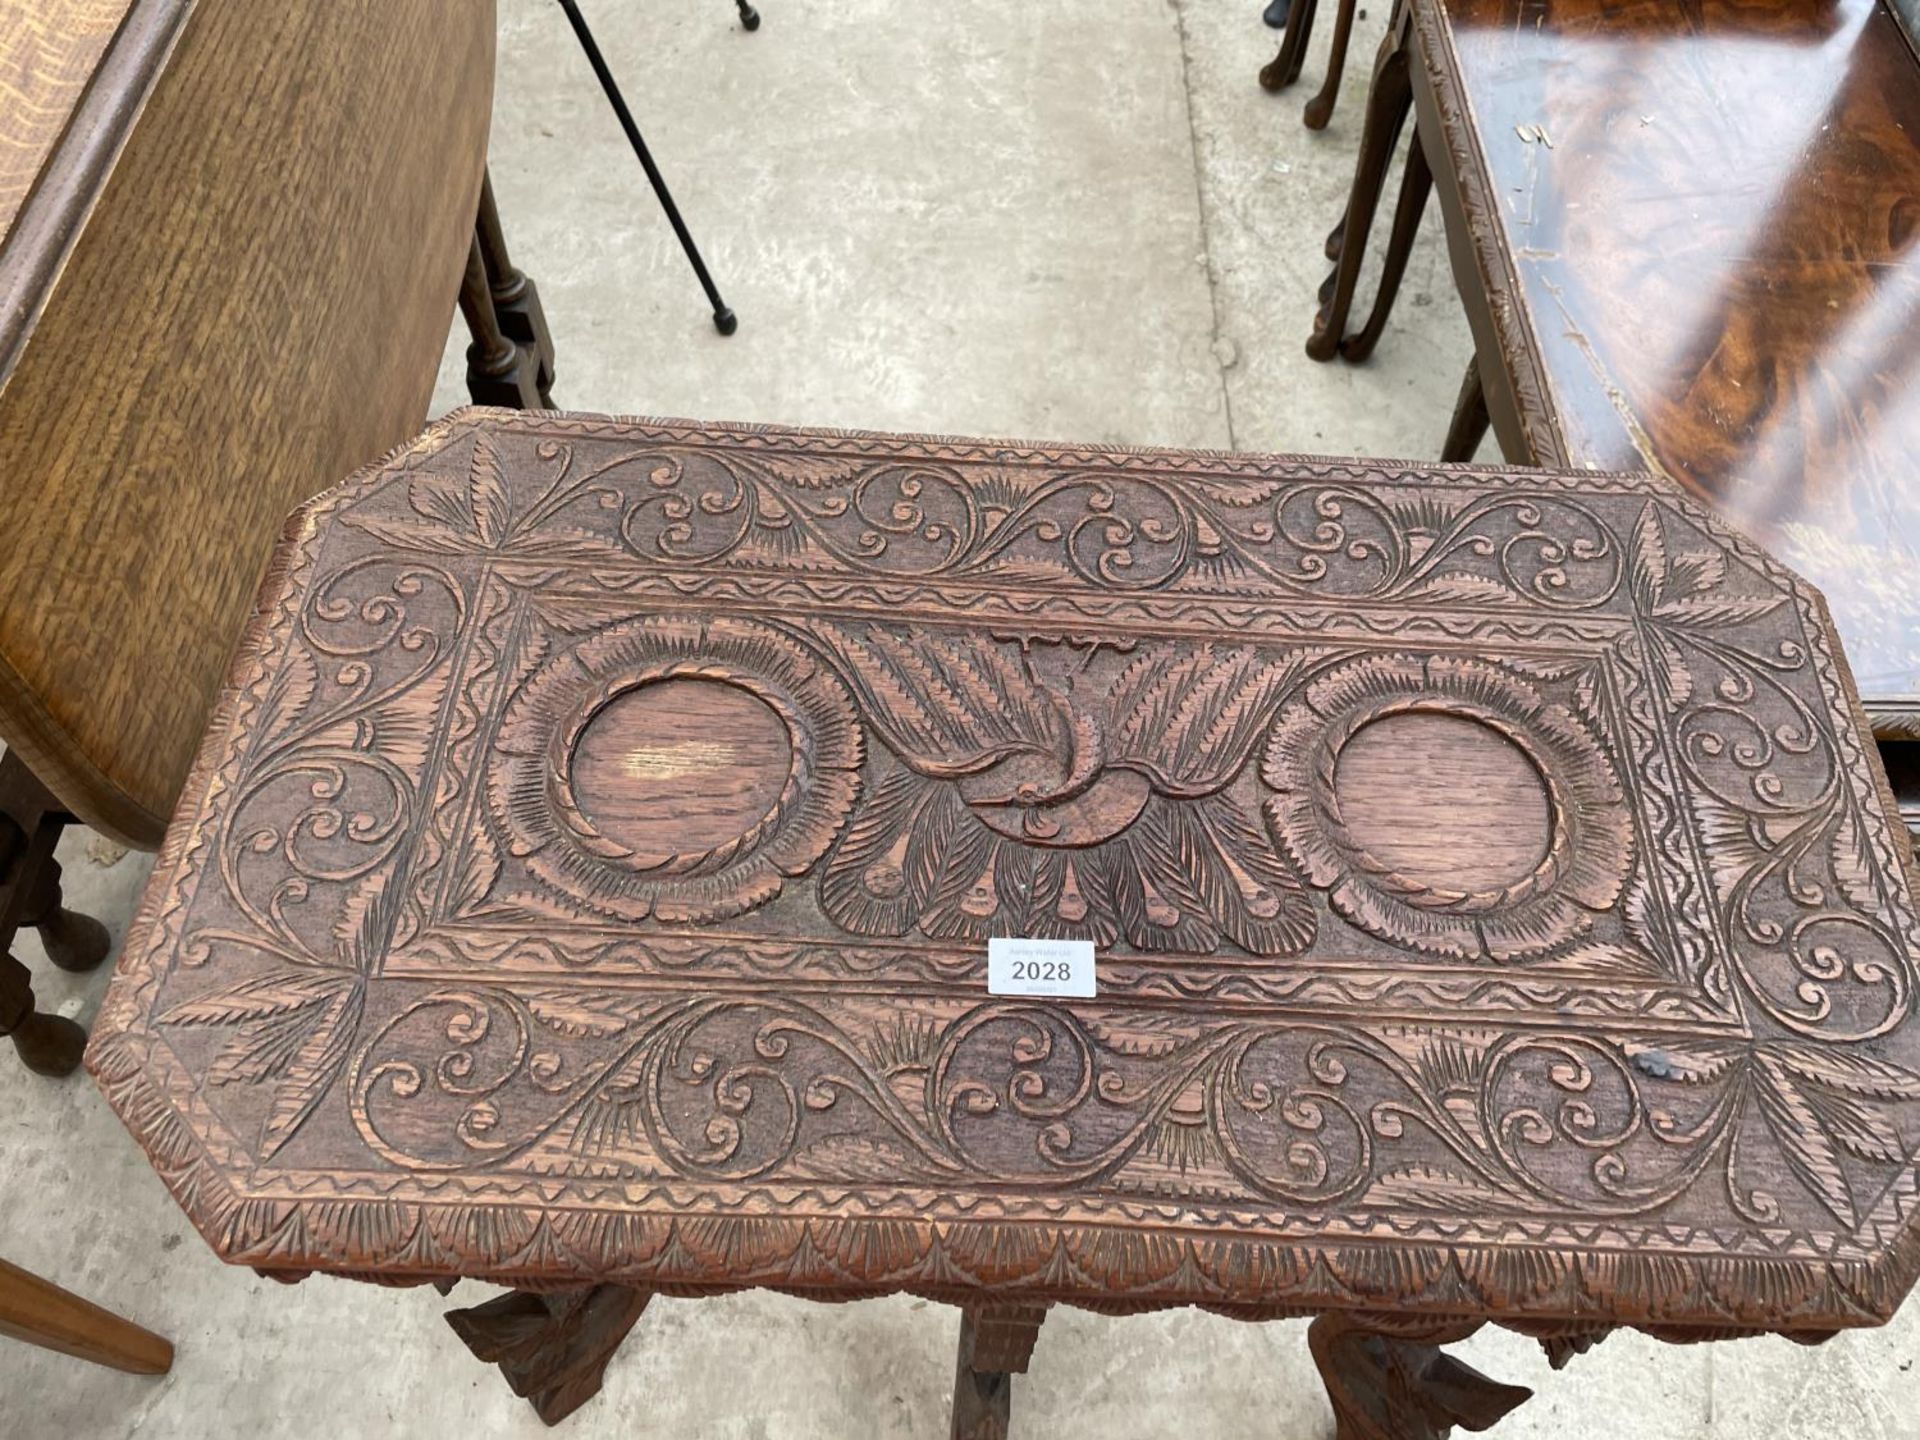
[0,1258,172,1374]
[1442,356,1492,462]
[459,235,544,409]
[1306,7,1412,362]
[1260,0,1318,92]
[734,0,760,30]
[1302,0,1358,129]
[475,170,555,404]
[1339,134,1432,363]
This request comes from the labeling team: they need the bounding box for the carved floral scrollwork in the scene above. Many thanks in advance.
[800,622,1320,954]
[1262,653,1632,961]
[487,613,863,923]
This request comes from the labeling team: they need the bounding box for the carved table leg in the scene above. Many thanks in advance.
[445,1284,650,1426]
[1441,356,1491,462]
[1259,0,1318,92]
[474,169,555,404]
[1307,5,1411,362]
[1308,1313,1531,1440]
[1302,0,1358,130]
[950,1303,1048,1440]
[458,235,544,410]
[734,0,761,31]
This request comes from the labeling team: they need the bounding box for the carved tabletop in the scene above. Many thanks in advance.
[89,411,1920,1434]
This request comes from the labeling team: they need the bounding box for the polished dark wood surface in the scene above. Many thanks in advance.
[89,412,1920,1428]
[1415,0,1920,728]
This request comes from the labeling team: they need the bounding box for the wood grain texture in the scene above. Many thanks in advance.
[86,412,1920,1344]
[0,0,132,239]
[1408,0,1920,730]
[0,0,495,847]
[0,1256,172,1374]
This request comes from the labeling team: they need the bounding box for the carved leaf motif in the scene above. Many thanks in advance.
[1764,1043,1920,1101]
[334,872,400,973]
[818,770,960,936]
[734,451,869,489]
[1084,1012,1191,1058]
[1830,809,1881,913]
[523,990,655,1039]
[806,622,1032,771]
[254,648,318,747]
[449,823,502,917]
[1409,573,1523,606]
[160,972,347,1027]
[468,432,512,546]
[1652,595,1787,629]
[1668,549,1727,598]
[1112,646,1318,792]
[1645,628,1692,710]
[340,513,479,556]
[1172,797,1314,956]
[1695,798,1766,898]
[259,984,364,1160]
[1627,502,1669,609]
[1364,1165,1513,1210]
[1818,1094,1907,1164]
[1753,1055,1855,1226]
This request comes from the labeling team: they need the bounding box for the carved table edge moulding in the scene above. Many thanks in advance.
[85,409,1920,1359]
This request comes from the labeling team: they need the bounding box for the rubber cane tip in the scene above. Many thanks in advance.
[713,307,739,336]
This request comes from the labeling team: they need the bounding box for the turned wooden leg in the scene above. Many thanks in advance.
[458,235,544,410]
[20,856,109,974]
[1340,135,1432,363]
[1260,0,1318,92]
[446,1284,650,1426]
[0,1257,172,1374]
[1303,0,1358,129]
[0,951,85,1076]
[1307,8,1412,362]
[1308,1313,1531,1440]
[1441,357,1491,462]
[950,1303,1048,1440]
[474,169,555,404]
[734,0,761,30]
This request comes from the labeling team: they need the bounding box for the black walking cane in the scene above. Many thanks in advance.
[556,0,741,335]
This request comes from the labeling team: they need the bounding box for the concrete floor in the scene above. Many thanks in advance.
[6,0,1919,1435]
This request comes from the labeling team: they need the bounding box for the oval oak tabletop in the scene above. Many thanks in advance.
[1416,0,1920,731]
[0,0,493,845]
[90,411,1920,1338]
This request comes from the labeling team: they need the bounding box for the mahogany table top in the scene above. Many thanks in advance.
[1412,0,1920,731]
[90,410,1920,1336]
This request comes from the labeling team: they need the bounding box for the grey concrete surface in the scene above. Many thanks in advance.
[5,1,1917,1436]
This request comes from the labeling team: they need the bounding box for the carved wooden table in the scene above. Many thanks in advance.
[89,411,1920,1436]
[1309,0,1920,829]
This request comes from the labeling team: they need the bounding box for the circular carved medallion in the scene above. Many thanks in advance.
[1262,654,1631,961]
[489,614,862,922]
